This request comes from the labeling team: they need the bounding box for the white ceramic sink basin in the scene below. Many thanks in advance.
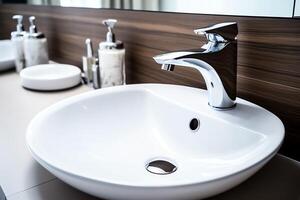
[26,84,284,200]
[0,40,14,71]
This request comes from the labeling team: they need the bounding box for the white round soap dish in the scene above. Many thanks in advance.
[20,64,81,91]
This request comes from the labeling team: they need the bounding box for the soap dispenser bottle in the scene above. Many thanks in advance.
[11,15,26,72]
[98,19,125,88]
[24,16,49,68]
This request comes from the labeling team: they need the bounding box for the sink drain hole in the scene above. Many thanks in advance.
[146,159,177,175]
[189,118,200,131]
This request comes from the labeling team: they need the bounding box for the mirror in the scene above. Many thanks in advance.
[1,0,298,18]
[295,0,300,17]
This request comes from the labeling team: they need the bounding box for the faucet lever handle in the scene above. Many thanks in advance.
[194,22,237,43]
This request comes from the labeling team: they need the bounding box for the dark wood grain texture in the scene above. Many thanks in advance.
[0,4,299,160]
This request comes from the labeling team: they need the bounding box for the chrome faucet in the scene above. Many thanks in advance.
[153,22,238,110]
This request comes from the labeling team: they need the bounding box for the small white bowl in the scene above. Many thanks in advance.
[20,64,81,91]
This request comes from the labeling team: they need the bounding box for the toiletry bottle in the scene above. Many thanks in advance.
[82,38,96,84]
[98,19,125,88]
[92,63,101,89]
[11,15,26,72]
[24,16,49,67]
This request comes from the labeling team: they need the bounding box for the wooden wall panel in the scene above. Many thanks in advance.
[0,4,299,160]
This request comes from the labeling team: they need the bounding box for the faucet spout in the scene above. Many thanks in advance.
[153,22,238,110]
[161,63,175,71]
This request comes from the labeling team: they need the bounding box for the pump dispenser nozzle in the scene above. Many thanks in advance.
[12,15,25,37]
[99,19,123,50]
[27,16,44,38]
[103,19,117,43]
[29,16,37,34]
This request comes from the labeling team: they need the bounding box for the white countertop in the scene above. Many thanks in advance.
[0,71,299,200]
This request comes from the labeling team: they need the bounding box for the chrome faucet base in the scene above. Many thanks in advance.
[210,103,237,111]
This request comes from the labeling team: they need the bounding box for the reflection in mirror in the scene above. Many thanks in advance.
[28,0,160,9]
[4,0,296,18]
[295,0,300,17]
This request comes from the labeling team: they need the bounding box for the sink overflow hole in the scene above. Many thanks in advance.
[189,118,200,131]
[146,159,177,175]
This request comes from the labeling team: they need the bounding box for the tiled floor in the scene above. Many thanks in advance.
[0,71,299,200]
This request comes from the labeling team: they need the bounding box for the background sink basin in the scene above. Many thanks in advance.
[26,84,284,200]
[0,40,14,71]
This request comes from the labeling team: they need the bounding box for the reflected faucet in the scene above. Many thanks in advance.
[153,22,238,110]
